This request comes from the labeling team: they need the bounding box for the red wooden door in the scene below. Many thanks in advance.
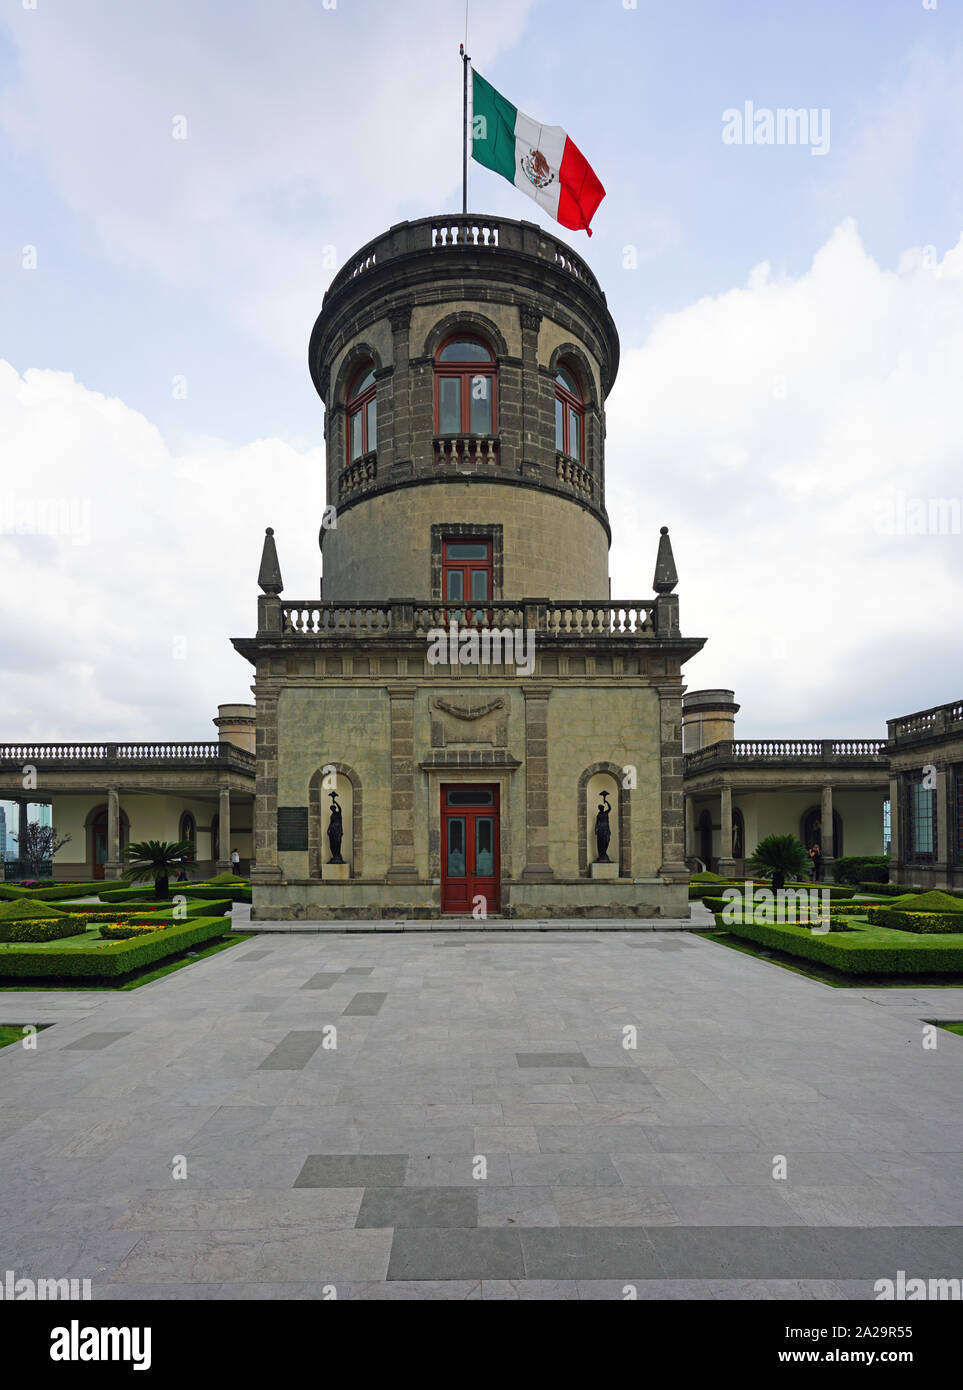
[441,785,500,914]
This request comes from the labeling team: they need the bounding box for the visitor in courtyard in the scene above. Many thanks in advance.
[809,843,821,880]
[231,848,240,872]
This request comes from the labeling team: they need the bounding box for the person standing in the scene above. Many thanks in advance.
[231,848,241,874]
[809,843,821,881]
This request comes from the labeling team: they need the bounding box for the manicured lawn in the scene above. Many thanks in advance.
[936,1021,963,1037]
[704,930,963,988]
[0,1024,25,1049]
[0,932,252,991]
[0,925,154,951]
[712,909,963,980]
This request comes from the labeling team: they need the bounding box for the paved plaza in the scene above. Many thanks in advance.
[1,921,962,1300]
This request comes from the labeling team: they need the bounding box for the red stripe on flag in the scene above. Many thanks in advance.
[557,136,605,236]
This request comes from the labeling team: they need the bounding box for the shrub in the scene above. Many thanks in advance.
[100,923,167,941]
[0,916,234,981]
[878,909,963,935]
[832,856,889,885]
[890,890,963,914]
[0,898,66,921]
[0,918,87,943]
[717,915,963,974]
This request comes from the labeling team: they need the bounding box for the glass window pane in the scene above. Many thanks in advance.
[555,397,564,451]
[446,570,464,601]
[569,408,581,459]
[438,377,461,433]
[350,365,375,398]
[439,338,492,362]
[475,819,494,875]
[350,409,362,461]
[366,397,377,451]
[447,543,489,559]
[555,366,579,395]
[470,569,489,600]
[470,377,492,433]
[446,819,466,876]
[447,789,494,806]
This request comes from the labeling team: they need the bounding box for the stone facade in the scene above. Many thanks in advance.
[234,213,706,920]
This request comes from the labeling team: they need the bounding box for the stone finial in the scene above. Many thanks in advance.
[258,527,284,596]
[652,525,678,594]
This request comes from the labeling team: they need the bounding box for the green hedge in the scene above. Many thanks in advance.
[0,919,87,943]
[0,916,234,981]
[56,901,230,923]
[716,914,963,974]
[0,880,110,902]
[878,909,963,935]
[832,856,889,884]
[100,924,166,941]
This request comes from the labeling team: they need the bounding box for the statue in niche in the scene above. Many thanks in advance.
[594,789,612,863]
[327,790,345,864]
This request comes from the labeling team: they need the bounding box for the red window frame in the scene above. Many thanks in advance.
[442,537,493,608]
[554,363,585,462]
[434,335,497,434]
[346,362,377,464]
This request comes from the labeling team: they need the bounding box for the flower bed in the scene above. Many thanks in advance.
[0,916,235,982]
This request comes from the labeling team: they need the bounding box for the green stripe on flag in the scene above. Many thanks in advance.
[471,71,517,183]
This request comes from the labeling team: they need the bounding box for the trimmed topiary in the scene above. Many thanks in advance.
[0,897,66,921]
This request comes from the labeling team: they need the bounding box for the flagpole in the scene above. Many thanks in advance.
[460,42,470,214]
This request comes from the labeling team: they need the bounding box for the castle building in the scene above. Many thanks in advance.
[233,214,706,920]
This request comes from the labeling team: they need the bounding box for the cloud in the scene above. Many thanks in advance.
[606,220,963,736]
[0,0,536,360]
[0,361,323,739]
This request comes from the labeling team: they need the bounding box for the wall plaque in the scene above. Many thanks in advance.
[277,806,309,851]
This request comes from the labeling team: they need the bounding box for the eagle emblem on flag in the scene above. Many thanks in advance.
[520,148,555,189]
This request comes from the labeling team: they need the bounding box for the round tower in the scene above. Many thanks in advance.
[683,690,740,752]
[308,214,620,601]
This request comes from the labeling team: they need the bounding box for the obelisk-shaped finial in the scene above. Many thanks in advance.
[652,525,678,594]
[258,527,284,596]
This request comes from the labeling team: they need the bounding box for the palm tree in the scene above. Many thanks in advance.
[746,833,812,893]
[124,840,194,900]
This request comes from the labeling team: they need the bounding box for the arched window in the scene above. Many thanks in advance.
[346,361,377,463]
[554,362,584,461]
[179,812,196,861]
[434,336,496,434]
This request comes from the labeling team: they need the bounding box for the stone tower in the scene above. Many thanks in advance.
[234,214,705,920]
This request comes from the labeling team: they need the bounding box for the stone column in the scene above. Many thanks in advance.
[252,688,281,884]
[388,306,412,469]
[216,785,232,874]
[105,785,123,880]
[887,776,900,880]
[684,794,696,860]
[18,800,29,870]
[521,686,553,880]
[386,686,418,881]
[717,783,736,878]
[658,686,689,882]
[820,784,834,879]
[934,766,948,883]
[518,305,542,476]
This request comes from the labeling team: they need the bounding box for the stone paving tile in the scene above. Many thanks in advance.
[294,1154,408,1187]
[61,1032,130,1050]
[341,993,388,1016]
[257,1031,327,1071]
[356,1187,478,1228]
[388,1229,524,1280]
[4,931,963,1298]
[301,974,343,990]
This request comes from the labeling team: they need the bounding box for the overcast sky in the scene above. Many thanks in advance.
[1,0,961,743]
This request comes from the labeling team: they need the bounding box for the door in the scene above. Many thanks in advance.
[441,784,500,914]
[92,810,108,879]
[442,539,492,626]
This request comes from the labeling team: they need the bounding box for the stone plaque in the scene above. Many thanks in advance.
[277,806,309,851]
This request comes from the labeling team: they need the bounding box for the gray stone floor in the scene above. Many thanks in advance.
[1,926,961,1300]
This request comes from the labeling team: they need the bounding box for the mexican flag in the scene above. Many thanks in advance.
[470,70,605,236]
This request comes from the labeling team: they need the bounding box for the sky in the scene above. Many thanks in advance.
[1,0,962,747]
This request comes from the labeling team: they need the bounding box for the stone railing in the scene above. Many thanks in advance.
[433,434,499,468]
[685,739,888,771]
[338,451,377,500]
[555,453,594,497]
[0,742,255,767]
[325,214,603,301]
[888,699,963,744]
[280,599,661,639]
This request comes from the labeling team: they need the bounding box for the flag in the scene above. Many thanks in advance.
[470,70,605,236]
